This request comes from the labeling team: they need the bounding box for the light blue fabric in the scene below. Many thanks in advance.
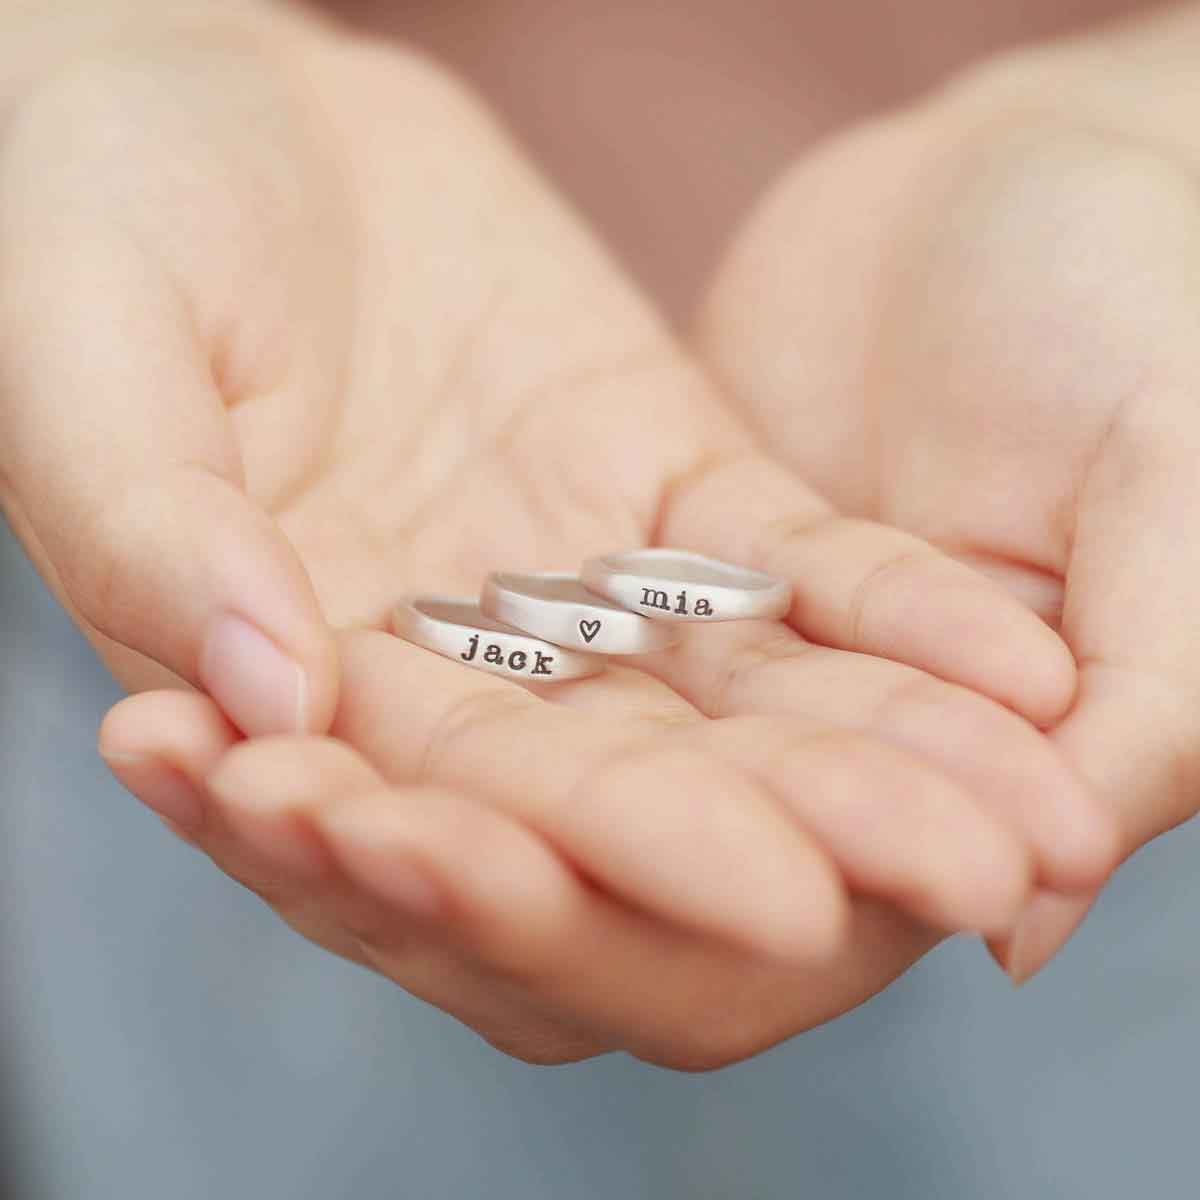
[2,516,1195,1198]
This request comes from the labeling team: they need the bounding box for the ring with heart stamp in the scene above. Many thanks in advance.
[480,571,680,655]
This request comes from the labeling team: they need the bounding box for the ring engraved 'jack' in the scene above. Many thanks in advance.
[481,572,680,655]
[391,596,603,682]
[580,549,791,623]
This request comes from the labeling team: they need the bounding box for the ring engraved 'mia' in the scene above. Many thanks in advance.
[391,596,604,682]
[481,572,679,655]
[580,549,791,623]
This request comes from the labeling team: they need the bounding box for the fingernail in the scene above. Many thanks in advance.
[103,752,205,832]
[1004,889,1094,986]
[200,613,308,737]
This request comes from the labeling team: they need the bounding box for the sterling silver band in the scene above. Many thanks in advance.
[391,596,604,682]
[580,548,791,623]
[481,571,679,655]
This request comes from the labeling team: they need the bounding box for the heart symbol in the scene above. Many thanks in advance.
[579,619,601,645]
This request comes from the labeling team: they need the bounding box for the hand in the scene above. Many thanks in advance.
[97,646,944,1069]
[695,2,1200,983]
[10,5,1106,1063]
[98,596,1110,1068]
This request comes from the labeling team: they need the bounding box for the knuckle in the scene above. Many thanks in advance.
[845,543,937,650]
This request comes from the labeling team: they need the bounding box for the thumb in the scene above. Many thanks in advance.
[0,228,337,736]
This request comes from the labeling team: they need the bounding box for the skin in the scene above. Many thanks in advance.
[696,2,1200,980]
[0,0,1182,1066]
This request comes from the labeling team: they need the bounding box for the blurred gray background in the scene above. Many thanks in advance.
[2,515,1196,1199]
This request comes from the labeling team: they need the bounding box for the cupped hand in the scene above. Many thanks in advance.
[98,644,946,1069]
[696,3,1200,983]
[3,6,1111,1063]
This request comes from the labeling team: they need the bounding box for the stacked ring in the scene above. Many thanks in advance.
[391,549,790,681]
[481,572,678,655]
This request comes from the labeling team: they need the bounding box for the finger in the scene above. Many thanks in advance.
[566,652,1041,928]
[998,456,1200,980]
[99,691,385,968]
[332,629,849,961]
[986,888,1095,985]
[554,656,1036,931]
[208,734,938,1069]
[655,449,1077,728]
[202,734,613,1060]
[101,687,609,1061]
[641,620,1119,893]
[1064,458,1200,846]
[465,641,1030,932]
[536,662,1000,944]
[99,691,359,901]
[107,709,939,1069]
[695,718,1031,934]
[99,690,379,965]
[540,648,1084,916]
[334,793,939,1069]
[98,689,239,839]
[0,191,335,735]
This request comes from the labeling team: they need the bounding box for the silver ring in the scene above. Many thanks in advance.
[481,571,680,655]
[391,596,604,682]
[580,548,791,622]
